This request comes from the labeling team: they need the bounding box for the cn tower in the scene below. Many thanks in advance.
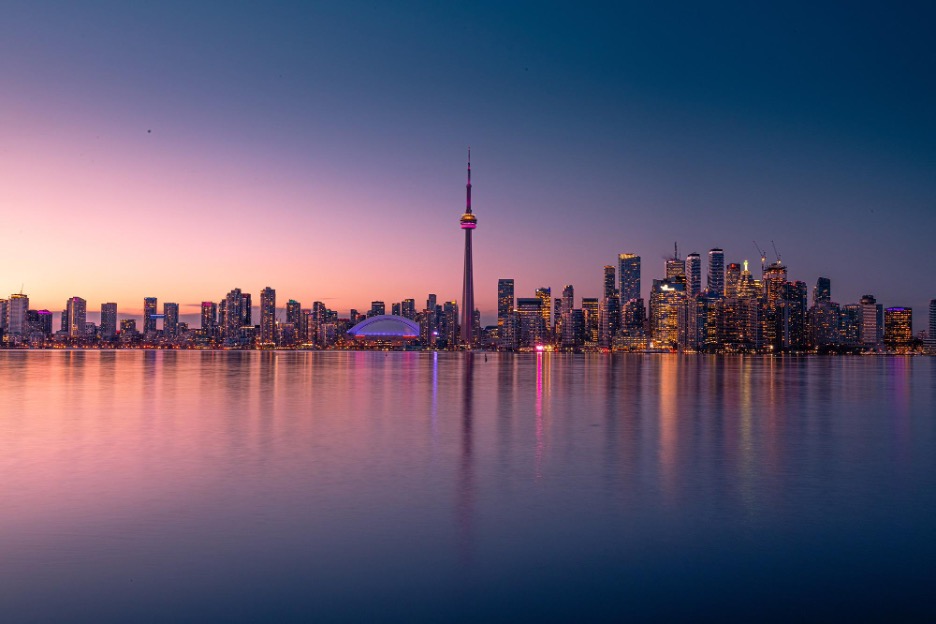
[460,148,477,347]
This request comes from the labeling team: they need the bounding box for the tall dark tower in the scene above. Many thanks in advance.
[460,148,477,347]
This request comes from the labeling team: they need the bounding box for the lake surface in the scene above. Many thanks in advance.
[1,351,934,622]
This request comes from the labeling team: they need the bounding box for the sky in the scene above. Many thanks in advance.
[1,1,934,328]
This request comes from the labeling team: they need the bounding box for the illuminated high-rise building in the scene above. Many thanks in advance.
[814,277,831,304]
[7,294,29,338]
[707,248,725,296]
[101,303,117,340]
[725,262,741,298]
[143,297,158,335]
[763,262,787,303]
[444,300,460,349]
[516,297,546,348]
[686,253,701,297]
[497,279,515,328]
[535,287,552,333]
[66,297,87,338]
[369,301,385,317]
[286,300,302,328]
[665,243,685,282]
[582,297,599,343]
[164,303,179,337]
[223,289,244,341]
[603,265,616,300]
[649,278,686,349]
[201,302,218,332]
[260,287,276,343]
[618,254,640,301]
[884,307,912,351]
[859,295,884,347]
[401,299,416,320]
[460,149,477,347]
[930,300,936,349]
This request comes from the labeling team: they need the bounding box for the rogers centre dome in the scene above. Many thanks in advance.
[347,315,420,340]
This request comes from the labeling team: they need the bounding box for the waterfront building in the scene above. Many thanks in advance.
[443,300,459,349]
[516,297,546,348]
[535,287,552,335]
[497,279,514,328]
[859,295,884,347]
[460,149,477,347]
[7,294,29,339]
[707,248,725,296]
[259,287,276,344]
[369,301,385,318]
[598,294,621,348]
[101,303,117,340]
[649,278,686,349]
[839,304,861,347]
[119,319,138,344]
[143,297,158,336]
[582,297,599,344]
[686,253,701,298]
[808,301,841,351]
[930,300,936,352]
[66,297,87,339]
[884,307,913,351]
[164,303,180,337]
[618,254,640,301]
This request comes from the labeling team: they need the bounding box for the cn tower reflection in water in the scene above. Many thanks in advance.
[1,351,935,622]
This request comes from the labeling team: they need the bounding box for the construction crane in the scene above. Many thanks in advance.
[753,241,767,276]
[771,240,782,264]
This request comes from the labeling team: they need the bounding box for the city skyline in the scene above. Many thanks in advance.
[2,3,934,327]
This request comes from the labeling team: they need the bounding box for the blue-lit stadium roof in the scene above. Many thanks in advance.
[348,315,420,339]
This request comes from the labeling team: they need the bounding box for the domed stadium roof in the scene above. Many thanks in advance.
[348,315,420,339]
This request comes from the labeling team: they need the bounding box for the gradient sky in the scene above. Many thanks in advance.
[2,1,934,328]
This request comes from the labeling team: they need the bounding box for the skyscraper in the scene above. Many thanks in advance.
[201,302,217,332]
[535,287,552,333]
[224,289,244,341]
[143,297,157,335]
[725,263,741,298]
[814,277,831,304]
[859,295,884,347]
[260,287,276,343]
[686,253,701,297]
[497,279,515,328]
[884,307,912,351]
[603,265,616,300]
[707,248,725,296]
[665,243,686,282]
[7,294,29,338]
[286,300,302,327]
[460,148,477,347]
[164,303,179,337]
[66,297,87,338]
[929,300,936,350]
[101,303,117,340]
[618,254,640,302]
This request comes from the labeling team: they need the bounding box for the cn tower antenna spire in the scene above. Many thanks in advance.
[466,146,472,214]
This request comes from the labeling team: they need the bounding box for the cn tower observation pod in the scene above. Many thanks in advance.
[347,315,420,341]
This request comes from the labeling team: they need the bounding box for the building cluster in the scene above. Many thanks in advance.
[0,287,479,351]
[492,248,935,354]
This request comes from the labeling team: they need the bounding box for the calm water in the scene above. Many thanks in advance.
[1,351,935,622]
